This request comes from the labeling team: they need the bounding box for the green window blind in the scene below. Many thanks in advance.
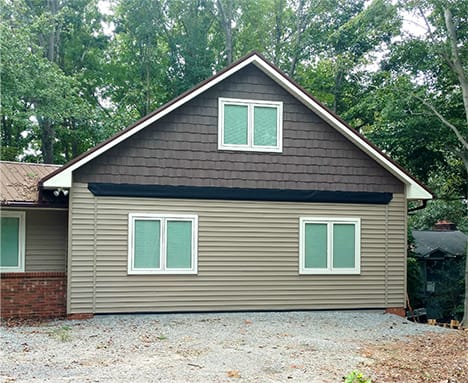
[134,220,160,269]
[0,217,19,267]
[166,221,192,269]
[253,106,277,146]
[304,223,327,268]
[224,104,248,145]
[332,224,355,268]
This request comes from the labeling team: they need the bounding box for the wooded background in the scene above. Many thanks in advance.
[1,0,467,232]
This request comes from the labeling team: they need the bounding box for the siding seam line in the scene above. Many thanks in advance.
[67,187,73,313]
[92,195,97,312]
[384,204,389,306]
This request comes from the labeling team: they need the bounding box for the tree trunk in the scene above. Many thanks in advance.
[444,9,468,126]
[216,0,233,64]
[40,117,55,163]
[37,0,60,163]
[444,7,468,326]
[333,66,344,113]
[289,0,307,77]
[145,55,151,116]
[273,0,284,66]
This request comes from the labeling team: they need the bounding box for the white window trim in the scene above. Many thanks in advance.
[299,217,361,275]
[128,213,198,275]
[218,97,283,152]
[0,211,25,272]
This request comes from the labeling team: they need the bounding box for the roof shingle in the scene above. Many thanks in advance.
[412,230,468,257]
[0,161,61,203]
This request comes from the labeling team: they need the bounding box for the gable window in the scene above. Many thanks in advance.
[128,214,198,274]
[299,217,360,274]
[0,211,25,272]
[218,98,283,152]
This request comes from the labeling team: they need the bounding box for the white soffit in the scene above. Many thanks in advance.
[43,54,432,200]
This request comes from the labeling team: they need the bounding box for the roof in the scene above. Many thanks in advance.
[40,52,432,200]
[412,230,468,257]
[0,161,61,204]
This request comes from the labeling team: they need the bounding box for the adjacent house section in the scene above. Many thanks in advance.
[0,161,68,319]
[412,222,467,319]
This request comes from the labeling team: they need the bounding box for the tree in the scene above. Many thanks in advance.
[399,0,468,325]
[0,0,109,163]
[362,0,467,324]
[295,0,401,117]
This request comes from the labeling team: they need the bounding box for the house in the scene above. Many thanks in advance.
[0,52,432,320]
[0,161,68,319]
[412,222,467,294]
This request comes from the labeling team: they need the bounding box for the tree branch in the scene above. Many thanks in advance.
[417,5,452,67]
[444,8,468,126]
[413,94,468,149]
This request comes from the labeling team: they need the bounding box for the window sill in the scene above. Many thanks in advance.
[128,270,198,275]
[218,145,282,153]
[299,269,360,275]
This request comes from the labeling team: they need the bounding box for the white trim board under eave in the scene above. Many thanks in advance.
[42,54,432,200]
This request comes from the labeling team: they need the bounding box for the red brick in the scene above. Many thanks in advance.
[385,307,406,317]
[1,272,66,319]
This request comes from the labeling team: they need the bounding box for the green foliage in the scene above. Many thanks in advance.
[51,325,72,342]
[407,257,426,309]
[296,0,401,115]
[344,370,372,383]
[425,257,465,321]
[410,199,468,233]
[409,171,467,233]
[0,0,110,163]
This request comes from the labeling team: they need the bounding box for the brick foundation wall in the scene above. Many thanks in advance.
[385,307,406,317]
[1,272,66,319]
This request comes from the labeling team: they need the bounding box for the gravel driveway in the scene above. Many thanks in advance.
[1,310,449,383]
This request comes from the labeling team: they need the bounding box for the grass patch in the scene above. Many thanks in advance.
[51,325,72,342]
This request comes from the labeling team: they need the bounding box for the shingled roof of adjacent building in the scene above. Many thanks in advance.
[0,161,61,204]
[412,230,468,257]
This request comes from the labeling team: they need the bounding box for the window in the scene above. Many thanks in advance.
[128,214,198,274]
[218,98,283,152]
[0,211,25,272]
[299,217,360,274]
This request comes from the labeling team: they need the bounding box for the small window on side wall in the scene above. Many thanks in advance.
[218,98,282,152]
[128,214,198,274]
[0,211,25,272]
[299,217,360,275]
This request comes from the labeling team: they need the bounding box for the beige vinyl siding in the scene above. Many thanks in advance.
[69,182,406,314]
[3,209,67,272]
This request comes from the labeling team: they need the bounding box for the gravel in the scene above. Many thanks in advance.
[0,310,451,383]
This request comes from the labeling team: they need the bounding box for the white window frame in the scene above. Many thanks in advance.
[128,213,198,275]
[0,211,26,272]
[299,217,361,275]
[218,97,283,152]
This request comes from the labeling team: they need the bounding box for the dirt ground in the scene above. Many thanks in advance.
[361,330,468,383]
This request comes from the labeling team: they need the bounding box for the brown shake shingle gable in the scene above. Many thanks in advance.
[0,161,61,204]
[39,52,432,200]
